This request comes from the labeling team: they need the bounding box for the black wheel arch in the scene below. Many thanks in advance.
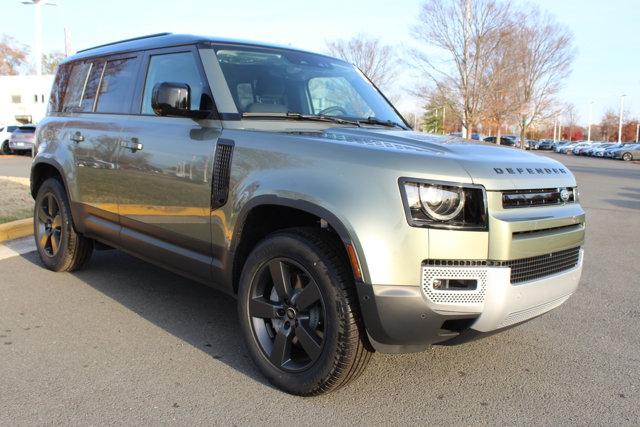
[30,159,84,233]
[228,195,369,294]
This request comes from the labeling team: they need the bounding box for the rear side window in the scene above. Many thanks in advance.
[61,62,92,112]
[79,61,105,112]
[141,51,205,114]
[95,57,138,113]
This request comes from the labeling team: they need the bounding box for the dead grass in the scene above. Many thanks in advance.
[0,176,33,224]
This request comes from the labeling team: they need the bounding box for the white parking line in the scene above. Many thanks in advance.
[0,236,36,261]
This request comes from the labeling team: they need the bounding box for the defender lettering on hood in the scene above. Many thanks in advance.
[493,167,568,175]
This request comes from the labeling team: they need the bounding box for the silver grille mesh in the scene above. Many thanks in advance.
[421,267,487,304]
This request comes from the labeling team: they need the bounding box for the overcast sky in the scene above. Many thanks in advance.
[4,0,639,123]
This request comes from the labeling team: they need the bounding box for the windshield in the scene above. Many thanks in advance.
[213,45,405,125]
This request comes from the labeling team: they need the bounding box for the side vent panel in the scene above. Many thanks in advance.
[211,139,234,210]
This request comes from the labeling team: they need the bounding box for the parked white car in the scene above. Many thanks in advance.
[1,124,20,154]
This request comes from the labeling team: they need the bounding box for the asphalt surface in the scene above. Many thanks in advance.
[0,154,32,178]
[1,153,639,425]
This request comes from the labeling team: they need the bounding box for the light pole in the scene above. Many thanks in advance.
[553,116,558,142]
[618,94,626,143]
[636,122,639,143]
[587,100,594,142]
[21,0,57,76]
[441,107,446,135]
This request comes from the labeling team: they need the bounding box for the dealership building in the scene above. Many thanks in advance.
[0,75,54,126]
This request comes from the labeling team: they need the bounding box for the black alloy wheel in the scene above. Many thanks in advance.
[36,192,63,257]
[33,178,93,272]
[248,257,326,372]
[238,228,372,395]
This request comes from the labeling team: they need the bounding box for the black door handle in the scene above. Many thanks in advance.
[70,131,84,143]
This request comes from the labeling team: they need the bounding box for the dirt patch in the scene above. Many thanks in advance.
[0,176,33,224]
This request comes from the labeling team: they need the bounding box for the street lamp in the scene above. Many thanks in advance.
[20,0,57,76]
[587,100,594,143]
[618,94,626,143]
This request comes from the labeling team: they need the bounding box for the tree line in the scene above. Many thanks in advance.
[327,0,581,145]
[0,35,64,75]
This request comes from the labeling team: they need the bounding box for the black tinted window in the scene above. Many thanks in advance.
[142,52,205,114]
[95,57,138,113]
[61,62,91,112]
[79,61,105,112]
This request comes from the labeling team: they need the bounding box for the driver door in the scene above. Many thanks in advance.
[115,46,221,282]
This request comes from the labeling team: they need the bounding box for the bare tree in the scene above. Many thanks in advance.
[411,0,512,138]
[598,109,618,141]
[512,8,575,147]
[42,52,65,74]
[0,35,29,75]
[482,28,520,143]
[326,34,398,90]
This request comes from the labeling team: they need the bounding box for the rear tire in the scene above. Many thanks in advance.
[1,140,11,154]
[622,152,632,161]
[238,227,372,395]
[34,178,93,272]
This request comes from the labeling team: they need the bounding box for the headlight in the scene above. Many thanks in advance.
[400,179,487,230]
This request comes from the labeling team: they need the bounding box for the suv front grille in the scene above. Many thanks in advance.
[424,246,581,285]
[503,247,581,284]
[502,188,575,208]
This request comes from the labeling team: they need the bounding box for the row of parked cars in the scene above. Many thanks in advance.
[553,141,639,161]
[0,124,36,155]
[480,135,556,150]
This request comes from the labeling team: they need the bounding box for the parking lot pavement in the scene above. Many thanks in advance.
[0,154,32,178]
[1,153,639,425]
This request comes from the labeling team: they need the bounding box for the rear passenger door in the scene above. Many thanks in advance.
[60,54,141,243]
[115,46,221,283]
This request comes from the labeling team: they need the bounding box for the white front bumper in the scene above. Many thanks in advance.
[421,250,583,332]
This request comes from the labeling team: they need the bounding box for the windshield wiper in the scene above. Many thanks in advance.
[357,116,407,129]
[242,112,360,127]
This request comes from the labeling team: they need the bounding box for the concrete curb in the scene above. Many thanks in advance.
[0,218,33,242]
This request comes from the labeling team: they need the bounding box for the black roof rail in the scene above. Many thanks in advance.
[77,32,172,53]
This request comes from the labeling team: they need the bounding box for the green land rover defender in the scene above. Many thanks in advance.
[31,33,585,395]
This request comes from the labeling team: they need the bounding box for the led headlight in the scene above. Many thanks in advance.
[400,179,487,230]
[419,185,465,221]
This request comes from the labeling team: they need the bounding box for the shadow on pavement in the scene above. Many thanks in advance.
[19,248,273,389]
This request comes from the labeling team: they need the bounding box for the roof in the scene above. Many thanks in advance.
[63,33,340,64]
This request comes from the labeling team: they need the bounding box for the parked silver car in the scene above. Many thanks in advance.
[9,125,36,154]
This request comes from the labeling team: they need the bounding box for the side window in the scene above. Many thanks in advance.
[61,62,91,112]
[141,51,205,114]
[95,57,138,113]
[79,61,105,112]
[308,77,373,117]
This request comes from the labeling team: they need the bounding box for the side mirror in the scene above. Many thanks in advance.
[151,82,192,117]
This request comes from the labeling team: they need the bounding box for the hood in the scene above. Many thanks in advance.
[315,128,576,191]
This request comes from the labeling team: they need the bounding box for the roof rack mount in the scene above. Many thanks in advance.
[77,32,172,53]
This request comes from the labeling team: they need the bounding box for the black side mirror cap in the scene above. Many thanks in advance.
[151,82,212,119]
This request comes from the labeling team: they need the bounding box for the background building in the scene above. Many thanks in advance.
[0,75,54,125]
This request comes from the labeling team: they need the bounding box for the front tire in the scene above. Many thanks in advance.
[238,228,372,395]
[34,178,93,272]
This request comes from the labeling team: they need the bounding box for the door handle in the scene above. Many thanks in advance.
[70,131,84,143]
[120,137,143,152]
